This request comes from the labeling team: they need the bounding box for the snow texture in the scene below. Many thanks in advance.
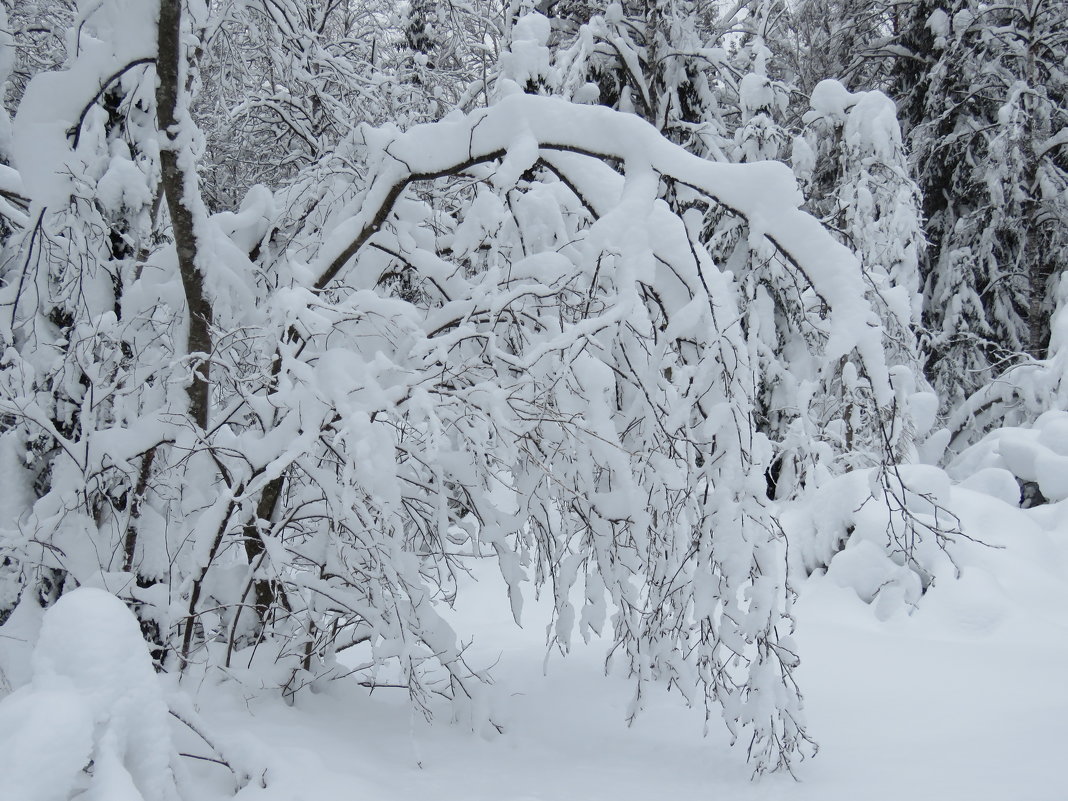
[0,589,179,801]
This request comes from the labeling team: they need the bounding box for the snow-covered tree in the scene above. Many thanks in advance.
[774,0,896,99]
[195,0,499,211]
[0,0,981,785]
[794,79,927,461]
[1,0,75,108]
[895,0,1068,425]
[506,0,743,157]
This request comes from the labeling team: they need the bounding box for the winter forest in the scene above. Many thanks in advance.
[0,0,1065,798]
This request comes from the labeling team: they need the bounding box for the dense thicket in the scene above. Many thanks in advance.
[0,0,1064,791]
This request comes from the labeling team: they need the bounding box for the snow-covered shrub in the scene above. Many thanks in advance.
[783,463,964,619]
[795,79,927,465]
[0,588,181,801]
[949,410,1068,506]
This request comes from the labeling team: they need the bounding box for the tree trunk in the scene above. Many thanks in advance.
[156,0,212,429]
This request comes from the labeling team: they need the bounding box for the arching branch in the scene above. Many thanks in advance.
[69,57,157,149]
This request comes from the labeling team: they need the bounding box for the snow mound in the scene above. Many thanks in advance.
[956,467,1021,506]
[824,539,922,620]
[785,465,956,593]
[0,588,180,801]
[949,410,1068,503]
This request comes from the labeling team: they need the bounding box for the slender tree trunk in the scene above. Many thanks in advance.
[156,0,212,429]
[243,471,283,618]
[1022,0,1055,359]
[157,2,283,629]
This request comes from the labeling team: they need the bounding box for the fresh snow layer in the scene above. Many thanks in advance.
[315,92,891,401]
[1,489,1065,801]
[161,487,1065,801]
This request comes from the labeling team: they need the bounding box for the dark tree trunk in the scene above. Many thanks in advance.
[156,0,212,430]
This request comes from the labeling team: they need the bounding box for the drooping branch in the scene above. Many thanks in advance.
[69,56,156,149]
[311,95,889,401]
[314,150,507,290]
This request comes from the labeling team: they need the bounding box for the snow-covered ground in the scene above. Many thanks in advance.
[2,479,1066,801]
[203,486,1067,801]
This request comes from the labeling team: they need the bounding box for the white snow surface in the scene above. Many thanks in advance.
[950,410,1068,501]
[0,474,1065,800]
[25,482,1048,801]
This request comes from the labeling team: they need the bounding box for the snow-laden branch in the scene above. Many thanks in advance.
[312,93,890,402]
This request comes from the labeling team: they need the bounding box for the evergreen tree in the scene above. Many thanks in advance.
[894,0,1068,423]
